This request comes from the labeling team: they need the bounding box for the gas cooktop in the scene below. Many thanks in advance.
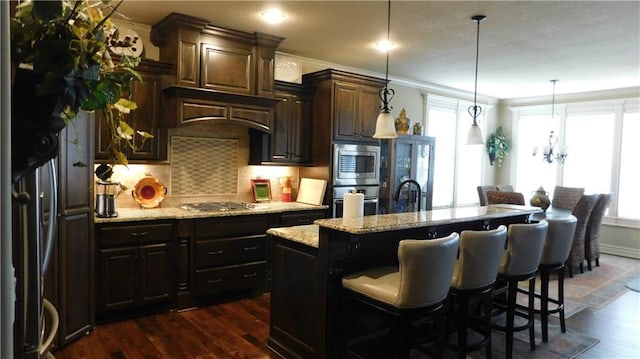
[181,202,255,212]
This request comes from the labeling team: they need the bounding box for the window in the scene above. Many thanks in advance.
[618,112,640,219]
[427,98,485,208]
[512,99,639,222]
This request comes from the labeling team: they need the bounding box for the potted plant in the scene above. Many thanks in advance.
[10,0,150,183]
[485,126,510,167]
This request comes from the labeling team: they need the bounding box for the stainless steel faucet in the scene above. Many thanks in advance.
[393,179,422,212]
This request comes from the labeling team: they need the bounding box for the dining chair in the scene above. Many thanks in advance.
[585,193,613,270]
[551,186,585,210]
[476,185,515,206]
[492,220,548,359]
[567,195,599,277]
[486,191,526,206]
[341,233,460,359]
[449,225,507,359]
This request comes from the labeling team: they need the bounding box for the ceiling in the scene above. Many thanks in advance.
[116,1,640,100]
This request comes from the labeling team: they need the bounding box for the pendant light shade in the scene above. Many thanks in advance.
[372,0,397,139]
[466,15,487,145]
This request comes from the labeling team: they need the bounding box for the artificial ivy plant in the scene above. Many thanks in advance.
[485,126,510,167]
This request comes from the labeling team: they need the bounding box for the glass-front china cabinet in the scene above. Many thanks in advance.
[379,135,436,213]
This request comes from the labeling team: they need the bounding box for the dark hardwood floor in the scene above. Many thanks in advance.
[54,286,640,358]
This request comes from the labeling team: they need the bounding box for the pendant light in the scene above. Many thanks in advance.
[466,15,487,145]
[372,0,397,139]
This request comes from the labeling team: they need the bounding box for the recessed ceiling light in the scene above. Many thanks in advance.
[374,39,395,52]
[261,8,286,24]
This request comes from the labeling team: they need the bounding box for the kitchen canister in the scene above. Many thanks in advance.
[343,189,364,218]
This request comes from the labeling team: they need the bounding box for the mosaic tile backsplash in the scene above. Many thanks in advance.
[170,136,238,196]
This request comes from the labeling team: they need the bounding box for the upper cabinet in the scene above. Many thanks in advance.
[150,13,283,132]
[302,69,386,162]
[95,58,172,163]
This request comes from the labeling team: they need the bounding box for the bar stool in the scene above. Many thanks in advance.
[492,221,548,359]
[448,225,507,359]
[341,233,460,359]
[537,216,577,342]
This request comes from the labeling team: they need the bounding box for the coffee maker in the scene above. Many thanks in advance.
[95,180,121,217]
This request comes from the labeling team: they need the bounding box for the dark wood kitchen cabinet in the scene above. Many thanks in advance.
[303,69,386,149]
[191,215,269,301]
[39,111,95,349]
[277,209,327,227]
[95,58,171,163]
[95,221,176,321]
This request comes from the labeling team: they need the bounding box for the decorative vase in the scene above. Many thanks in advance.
[412,122,423,135]
[530,186,551,212]
[394,108,411,135]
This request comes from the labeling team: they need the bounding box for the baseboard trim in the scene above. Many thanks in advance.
[601,243,640,259]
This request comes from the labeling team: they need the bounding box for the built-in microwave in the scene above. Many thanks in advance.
[332,143,380,186]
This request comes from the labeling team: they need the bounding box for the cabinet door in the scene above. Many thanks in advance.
[127,71,164,160]
[139,242,175,304]
[413,139,435,211]
[289,94,312,163]
[358,85,382,140]
[334,83,359,140]
[97,246,137,312]
[271,93,291,161]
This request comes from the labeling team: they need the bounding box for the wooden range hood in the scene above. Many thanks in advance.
[151,13,284,133]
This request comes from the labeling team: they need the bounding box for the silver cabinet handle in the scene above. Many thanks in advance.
[207,250,223,255]
[243,273,257,278]
[130,231,148,237]
[207,278,223,284]
[243,246,258,251]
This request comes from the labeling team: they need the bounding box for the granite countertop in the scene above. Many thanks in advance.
[314,204,542,235]
[267,224,319,248]
[95,202,329,223]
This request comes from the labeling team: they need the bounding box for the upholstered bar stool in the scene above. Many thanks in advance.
[492,221,548,359]
[341,233,460,359]
[567,195,599,277]
[486,191,525,206]
[449,225,507,359]
[518,216,577,343]
[586,193,612,270]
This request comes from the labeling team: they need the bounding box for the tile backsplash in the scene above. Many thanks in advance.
[99,123,300,209]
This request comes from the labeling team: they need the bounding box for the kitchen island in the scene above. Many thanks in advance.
[266,204,541,359]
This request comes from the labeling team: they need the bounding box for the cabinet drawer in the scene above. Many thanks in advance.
[194,215,270,239]
[279,210,326,227]
[194,235,266,268]
[194,261,266,296]
[98,222,174,247]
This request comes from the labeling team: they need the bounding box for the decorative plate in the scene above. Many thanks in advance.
[109,24,144,58]
[132,176,167,208]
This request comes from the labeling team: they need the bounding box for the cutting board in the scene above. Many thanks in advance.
[296,178,327,205]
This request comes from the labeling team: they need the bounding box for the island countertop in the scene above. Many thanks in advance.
[313,204,542,235]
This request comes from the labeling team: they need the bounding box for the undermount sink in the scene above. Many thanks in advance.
[181,202,255,212]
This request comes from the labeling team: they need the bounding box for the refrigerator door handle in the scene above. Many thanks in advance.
[41,159,57,277]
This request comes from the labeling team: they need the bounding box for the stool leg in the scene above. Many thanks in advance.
[568,264,573,278]
[558,267,567,333]
[484,289,493,359]
[505,280,517,359]
[434,309,445,359]
[541,268,550,343]
[456,294,468,359]
[579,262,584,274]
[587,259,592,271]
[528,277,536,351]
[596,257,600,267]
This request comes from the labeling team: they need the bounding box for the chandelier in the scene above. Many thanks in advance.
[533,80,568,164]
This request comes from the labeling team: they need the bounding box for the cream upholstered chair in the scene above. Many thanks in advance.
[533,216,577,342]
[486,191,526,206]
[551,186,585,210]
[567,194,599,277]
[586,193,613,270]
[493,221,548,359]
[341,233,460,359]
[449,225,507,359]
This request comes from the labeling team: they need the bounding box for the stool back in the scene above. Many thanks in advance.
[397,233,459,308]
[541,216,577,266]
[501,221,548,276]
[451,225,507,290]
[486,191,526,205]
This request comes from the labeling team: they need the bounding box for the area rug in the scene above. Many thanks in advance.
[625,276,640,292]
[518,254,640,318]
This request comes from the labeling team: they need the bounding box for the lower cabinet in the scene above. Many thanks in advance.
[191,215,270,300]
[277,209,327,227]
[95,221,176,320]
